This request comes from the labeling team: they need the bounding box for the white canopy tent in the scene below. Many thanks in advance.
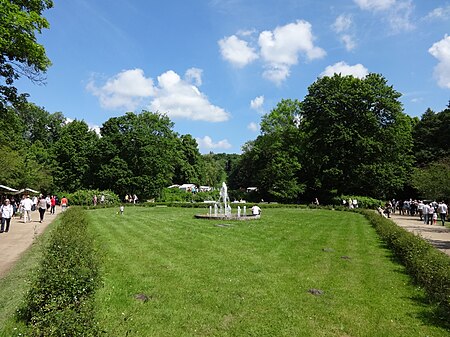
[17,187,40,195]
[0,184,19,193]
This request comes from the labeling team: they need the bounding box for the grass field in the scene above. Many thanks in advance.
[86,206,449,337]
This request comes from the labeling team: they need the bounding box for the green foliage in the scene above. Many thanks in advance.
[362,209,450,314]
[411,157,450,201]
[300,73,414,200]
[65,189,120,206]
[53,120,99,192]
[232,99,304,203]
[0,0,53,108]
[332,195,384,209]
[158,188,219,202]
[413,106,450,166]
[17,208,101,336]
[94,111,178,199]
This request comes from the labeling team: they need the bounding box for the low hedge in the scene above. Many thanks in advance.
[17,208,101,336]
[361,209,450,314]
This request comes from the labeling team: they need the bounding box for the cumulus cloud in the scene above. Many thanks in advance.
[247,122,259,132]
[320,61,369,79]
[259,20,326,84]
[218,35,259,68]
[196,136,232,153]
[150,70,230,122]
[219,20,325,84]
[429,35,450,89]
[250,95,264,112]
[86,68,155,110]
[87,68,230,122]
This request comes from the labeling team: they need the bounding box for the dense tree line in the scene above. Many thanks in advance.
[1,1,448,203]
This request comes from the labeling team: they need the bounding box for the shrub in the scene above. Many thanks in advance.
[66,189,120,206]
[17,208,101,336]
[332,195,384,209]
[361,209,450,314]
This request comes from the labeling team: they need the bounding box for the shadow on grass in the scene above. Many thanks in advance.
[376,241,450,331]
[408,294,450,331]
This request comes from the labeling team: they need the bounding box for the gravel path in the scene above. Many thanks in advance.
[389,213,450,256]
[0,208,58,278]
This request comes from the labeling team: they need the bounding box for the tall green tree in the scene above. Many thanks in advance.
[173,134,203,185]
[94,111,178,199]
[231,99,304,202]
[0,0,53,108]
[300,73,413,200]
[53,120,99,192]
[411,158,450,201]
[412,104,450,166]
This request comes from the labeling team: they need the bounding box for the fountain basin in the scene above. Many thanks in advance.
[194,214,260,221]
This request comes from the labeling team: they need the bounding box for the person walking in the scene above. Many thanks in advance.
[0,199,14,233]
[60,196,68,212]
[423,203,429,225]
[438,201,448,226]
[22,195,33,223]
[50,195,56,214]
[38,195,47,223]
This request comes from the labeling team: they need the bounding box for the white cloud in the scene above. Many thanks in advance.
[259,20,326,84]
[424,5,450,21]
[332,14,353,33]
[354,0,395,11]
[429,35,450,89]
[354,0,414,33]
[247,122,259,132]
[86,68,155,110]
[332,15,356,51]
[341,34,357,51]
[387,1,414,33]
[88,68,230,122]
[150,70,230,122]
[320,61,369,79]
[185,68,203,86]
[218,35,259,68]
[196,136,232,152]
[250,95,264,112]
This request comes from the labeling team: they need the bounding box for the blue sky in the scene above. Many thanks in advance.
[17,0,450,153]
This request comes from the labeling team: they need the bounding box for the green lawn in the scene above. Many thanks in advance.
[87,207,448,337]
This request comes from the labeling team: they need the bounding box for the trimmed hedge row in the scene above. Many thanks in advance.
[361,209,450,314]
[18,208,101,336]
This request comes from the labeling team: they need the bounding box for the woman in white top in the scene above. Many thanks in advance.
[1,199,14,233]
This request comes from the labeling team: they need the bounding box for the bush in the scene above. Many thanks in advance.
[332,195,384,209]
[17,208,101,336]
[361,209,450,314]
[65,189,120,206]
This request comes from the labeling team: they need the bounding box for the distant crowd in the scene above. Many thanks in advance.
[382,199,448,226]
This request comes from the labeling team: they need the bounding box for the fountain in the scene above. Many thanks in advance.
[195,182,260,221]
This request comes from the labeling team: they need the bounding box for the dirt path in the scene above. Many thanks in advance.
[0,208,58,278]
[389,213,450,256]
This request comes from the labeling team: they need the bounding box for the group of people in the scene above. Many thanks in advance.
[383,199,448,226]
[124,194,138,204]
[0,194,68,234]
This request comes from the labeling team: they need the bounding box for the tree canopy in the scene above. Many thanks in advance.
[300,73,414,200]
[0,0,53,109]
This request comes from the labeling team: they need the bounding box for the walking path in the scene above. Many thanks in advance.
[389,213,450,257]
[0,209,58,278]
